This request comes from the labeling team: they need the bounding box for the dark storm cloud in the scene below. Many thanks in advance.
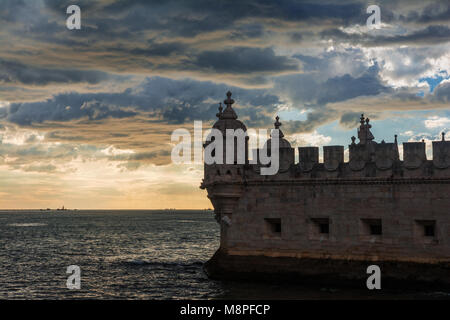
[275,62,388,107]
[432,81,450,102]
[399,2,450,24]
[3,76,281,126]
[340,111,363,129]
[6,94,138,125]
[283,108,333,134]
[102,0,367,36]
[0,59,112,86]
[129,41,188,57]
[185,47,299,74]
[317,65,388,104]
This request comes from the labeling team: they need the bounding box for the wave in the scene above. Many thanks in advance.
[124,259,204,268]
[7,223,47,227]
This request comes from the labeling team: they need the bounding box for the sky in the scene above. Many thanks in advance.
[0,0,449,209]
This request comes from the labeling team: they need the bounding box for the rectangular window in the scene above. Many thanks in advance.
[370,224,382,235]
[415,220,437,242]
[319,223,329,234]
[361,219,382,236]
[309,218,330,240]
[264,218,281,238]
[424,224,435,237]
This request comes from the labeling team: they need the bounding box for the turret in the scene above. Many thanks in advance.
[202,92,247,249]
[263,116,294,172]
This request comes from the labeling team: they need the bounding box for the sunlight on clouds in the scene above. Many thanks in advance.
[0,101,10,108]
[288,131,332,147]
[424,116,450,129]
[101,145,135,156]
[1,127,45,145]
[0,159,208,209]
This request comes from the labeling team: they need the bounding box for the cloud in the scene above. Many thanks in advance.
[1,0,450,209]
[5,95,138,125]
[0,59,116,86]
[321,25,450,47]
[424,116,450,128]
[186,46,299,74]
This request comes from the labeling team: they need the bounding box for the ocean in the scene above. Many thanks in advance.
[0,210,448,300]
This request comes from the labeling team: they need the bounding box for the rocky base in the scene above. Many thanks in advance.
[204,249,450,290]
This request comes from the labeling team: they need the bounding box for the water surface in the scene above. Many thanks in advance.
[0,210,447,300]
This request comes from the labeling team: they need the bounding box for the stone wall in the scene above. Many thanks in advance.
[226,180,450,264]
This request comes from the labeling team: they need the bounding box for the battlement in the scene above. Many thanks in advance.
[202,109,450,186]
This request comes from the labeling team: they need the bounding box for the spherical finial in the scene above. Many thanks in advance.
[360,114,365,124]
[351,136,356,145]
[224,91,235,108]
[366,118,370,124]
[274,116,281,129]
[216,103,223,118]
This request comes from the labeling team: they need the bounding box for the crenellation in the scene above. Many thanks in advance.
[403,142,426,169]
[432,139,450,169]
[298,146,319,171]
[323,145,345,171]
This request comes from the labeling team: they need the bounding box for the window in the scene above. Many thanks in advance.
[424,225,435,237]
[264,218,281,238]
[309,218,330,240]
[319,223,329,234]
[415,220,436,242]
[361,219,382,236]
[370,224,382,235]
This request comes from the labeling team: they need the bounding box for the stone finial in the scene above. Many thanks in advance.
[395,134,398,144]
[220,91,238,120]
[351,136,356,145]
[422,139,425,143]
[357,114,374,145]
[274,116,281,129]
[272,116,284,138]
[442,132,446,141]
[216,103,223,118]
[224,91,234,108]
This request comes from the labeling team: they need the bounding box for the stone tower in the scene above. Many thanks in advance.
[202,91,247,249]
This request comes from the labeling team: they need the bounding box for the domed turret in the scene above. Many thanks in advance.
[263,116,294,171]
[212,91,247,133]
[265,116,292,149]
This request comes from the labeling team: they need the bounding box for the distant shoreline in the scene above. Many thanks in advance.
[0,209,213,212]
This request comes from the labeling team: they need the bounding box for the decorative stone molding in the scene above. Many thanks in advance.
[324,146,344,171]
[433,140,450,169]
[375,142,399,170]
[403,142,427,169]
[299,147,319,172]
[349,144,367,171]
